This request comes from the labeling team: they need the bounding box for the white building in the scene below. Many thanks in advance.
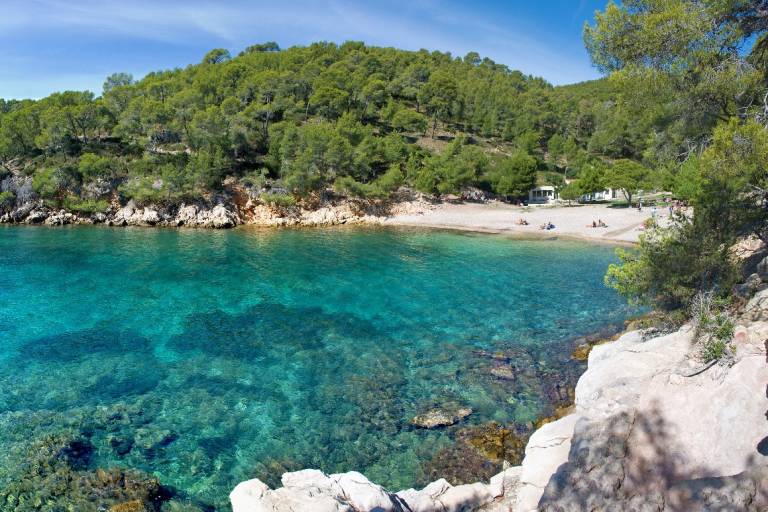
[528,186,558,204]
[581,188,620,202]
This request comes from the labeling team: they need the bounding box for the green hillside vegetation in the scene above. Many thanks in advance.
[0,41,669,209]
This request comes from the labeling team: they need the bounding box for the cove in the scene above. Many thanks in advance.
[0,225,634,509]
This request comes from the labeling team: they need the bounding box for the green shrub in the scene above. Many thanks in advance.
[78,153,116,180]
[699,338,728,363]
[690,292,735,363]
[605,217,738,310]
[335,164,404,200]
[33,167,77,207]
[241,168,269,189]
[119,177,167,205]
[260,192,296,208]
[0,190,15,210]
[62,196,109,214]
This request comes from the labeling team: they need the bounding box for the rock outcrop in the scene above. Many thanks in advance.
[525,290,768,511]
[0,194,427,229]
[231,289,768,512]
[230,467,522,512]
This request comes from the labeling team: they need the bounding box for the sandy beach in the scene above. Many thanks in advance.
[384,202,664,244]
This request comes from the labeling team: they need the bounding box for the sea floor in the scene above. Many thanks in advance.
[0,225,634,510]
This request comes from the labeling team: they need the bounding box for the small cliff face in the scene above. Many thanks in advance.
[230,289,768,512]
[0,173,430,229]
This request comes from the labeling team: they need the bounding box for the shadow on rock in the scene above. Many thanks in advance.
[539,404,768,511]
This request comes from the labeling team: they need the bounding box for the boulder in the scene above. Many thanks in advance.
[209,204,237,228]
[758,255,768,281]
[141,208,161,225]
[230,468,518,512]
[411,406,472,429]
[114,201,140,226]
[489,365,515,380]
[25,209,48,224]
[230,470,391,512]
[744,289,768,321]
[174,204,199,226]
[45,210,74,226]
[535,319,768,511]
[11,201,36,222]
[733,273,766,299]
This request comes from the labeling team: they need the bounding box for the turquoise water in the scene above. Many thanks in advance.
[0,225,632,509]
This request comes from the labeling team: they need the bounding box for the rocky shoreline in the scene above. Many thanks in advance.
[0,198,397,230]
[0,173,429,229]
[230,286,768,511]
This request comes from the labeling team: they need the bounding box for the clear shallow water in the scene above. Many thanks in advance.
[0,225,633,509]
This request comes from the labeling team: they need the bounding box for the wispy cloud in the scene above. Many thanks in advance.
[0,0,603,98]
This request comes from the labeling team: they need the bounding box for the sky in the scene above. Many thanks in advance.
[0,0,610,100]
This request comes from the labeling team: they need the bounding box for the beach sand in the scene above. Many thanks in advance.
[384,202,665,244]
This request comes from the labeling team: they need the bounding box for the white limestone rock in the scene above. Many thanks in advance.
[231,468,519,512]
[174,204,199,226]
[744,288,768,321]
[142,208,161,225]
[514,414,579,512]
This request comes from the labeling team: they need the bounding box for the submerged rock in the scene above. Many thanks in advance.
[109,500,147,512]
[0,432,174,511]
[411,405,472,429]
[489,364,515,380]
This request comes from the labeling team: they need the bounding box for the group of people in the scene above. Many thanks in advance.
[539,221,555,230]
[588,219,608,228]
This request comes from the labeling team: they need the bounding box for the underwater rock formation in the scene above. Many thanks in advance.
[232,289,768,511]
[411,405,473,429]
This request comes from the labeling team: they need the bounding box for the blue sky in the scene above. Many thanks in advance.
[0,0,610,100]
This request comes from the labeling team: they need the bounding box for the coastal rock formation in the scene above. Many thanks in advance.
[230,468,522,512]
[519,297,768,511]
[231,290,768,512]
[0,194,424,229]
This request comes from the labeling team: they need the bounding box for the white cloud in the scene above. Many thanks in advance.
[0,0,600,97]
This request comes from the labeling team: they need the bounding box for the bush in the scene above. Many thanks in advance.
[489,150,538,198]
[260,192,296,208]
[119,177,167,205]
[335,164,404,199]
[78,153,116,181]
[241,168,269,189]
[559,183,581,205]
[0,190,15,210]
[62,196,109,214]
[33,167,77,207]
[690,292,735,363]
[605,215,738,310]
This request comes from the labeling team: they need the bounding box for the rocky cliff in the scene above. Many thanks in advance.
[230,288,768,511]
[0,173,429,229]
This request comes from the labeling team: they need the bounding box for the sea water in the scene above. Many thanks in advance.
[0,225,633,509]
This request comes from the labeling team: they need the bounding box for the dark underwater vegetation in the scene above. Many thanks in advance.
[0,225,634,510]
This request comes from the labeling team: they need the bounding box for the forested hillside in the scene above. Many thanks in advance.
[0,41,649,214]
